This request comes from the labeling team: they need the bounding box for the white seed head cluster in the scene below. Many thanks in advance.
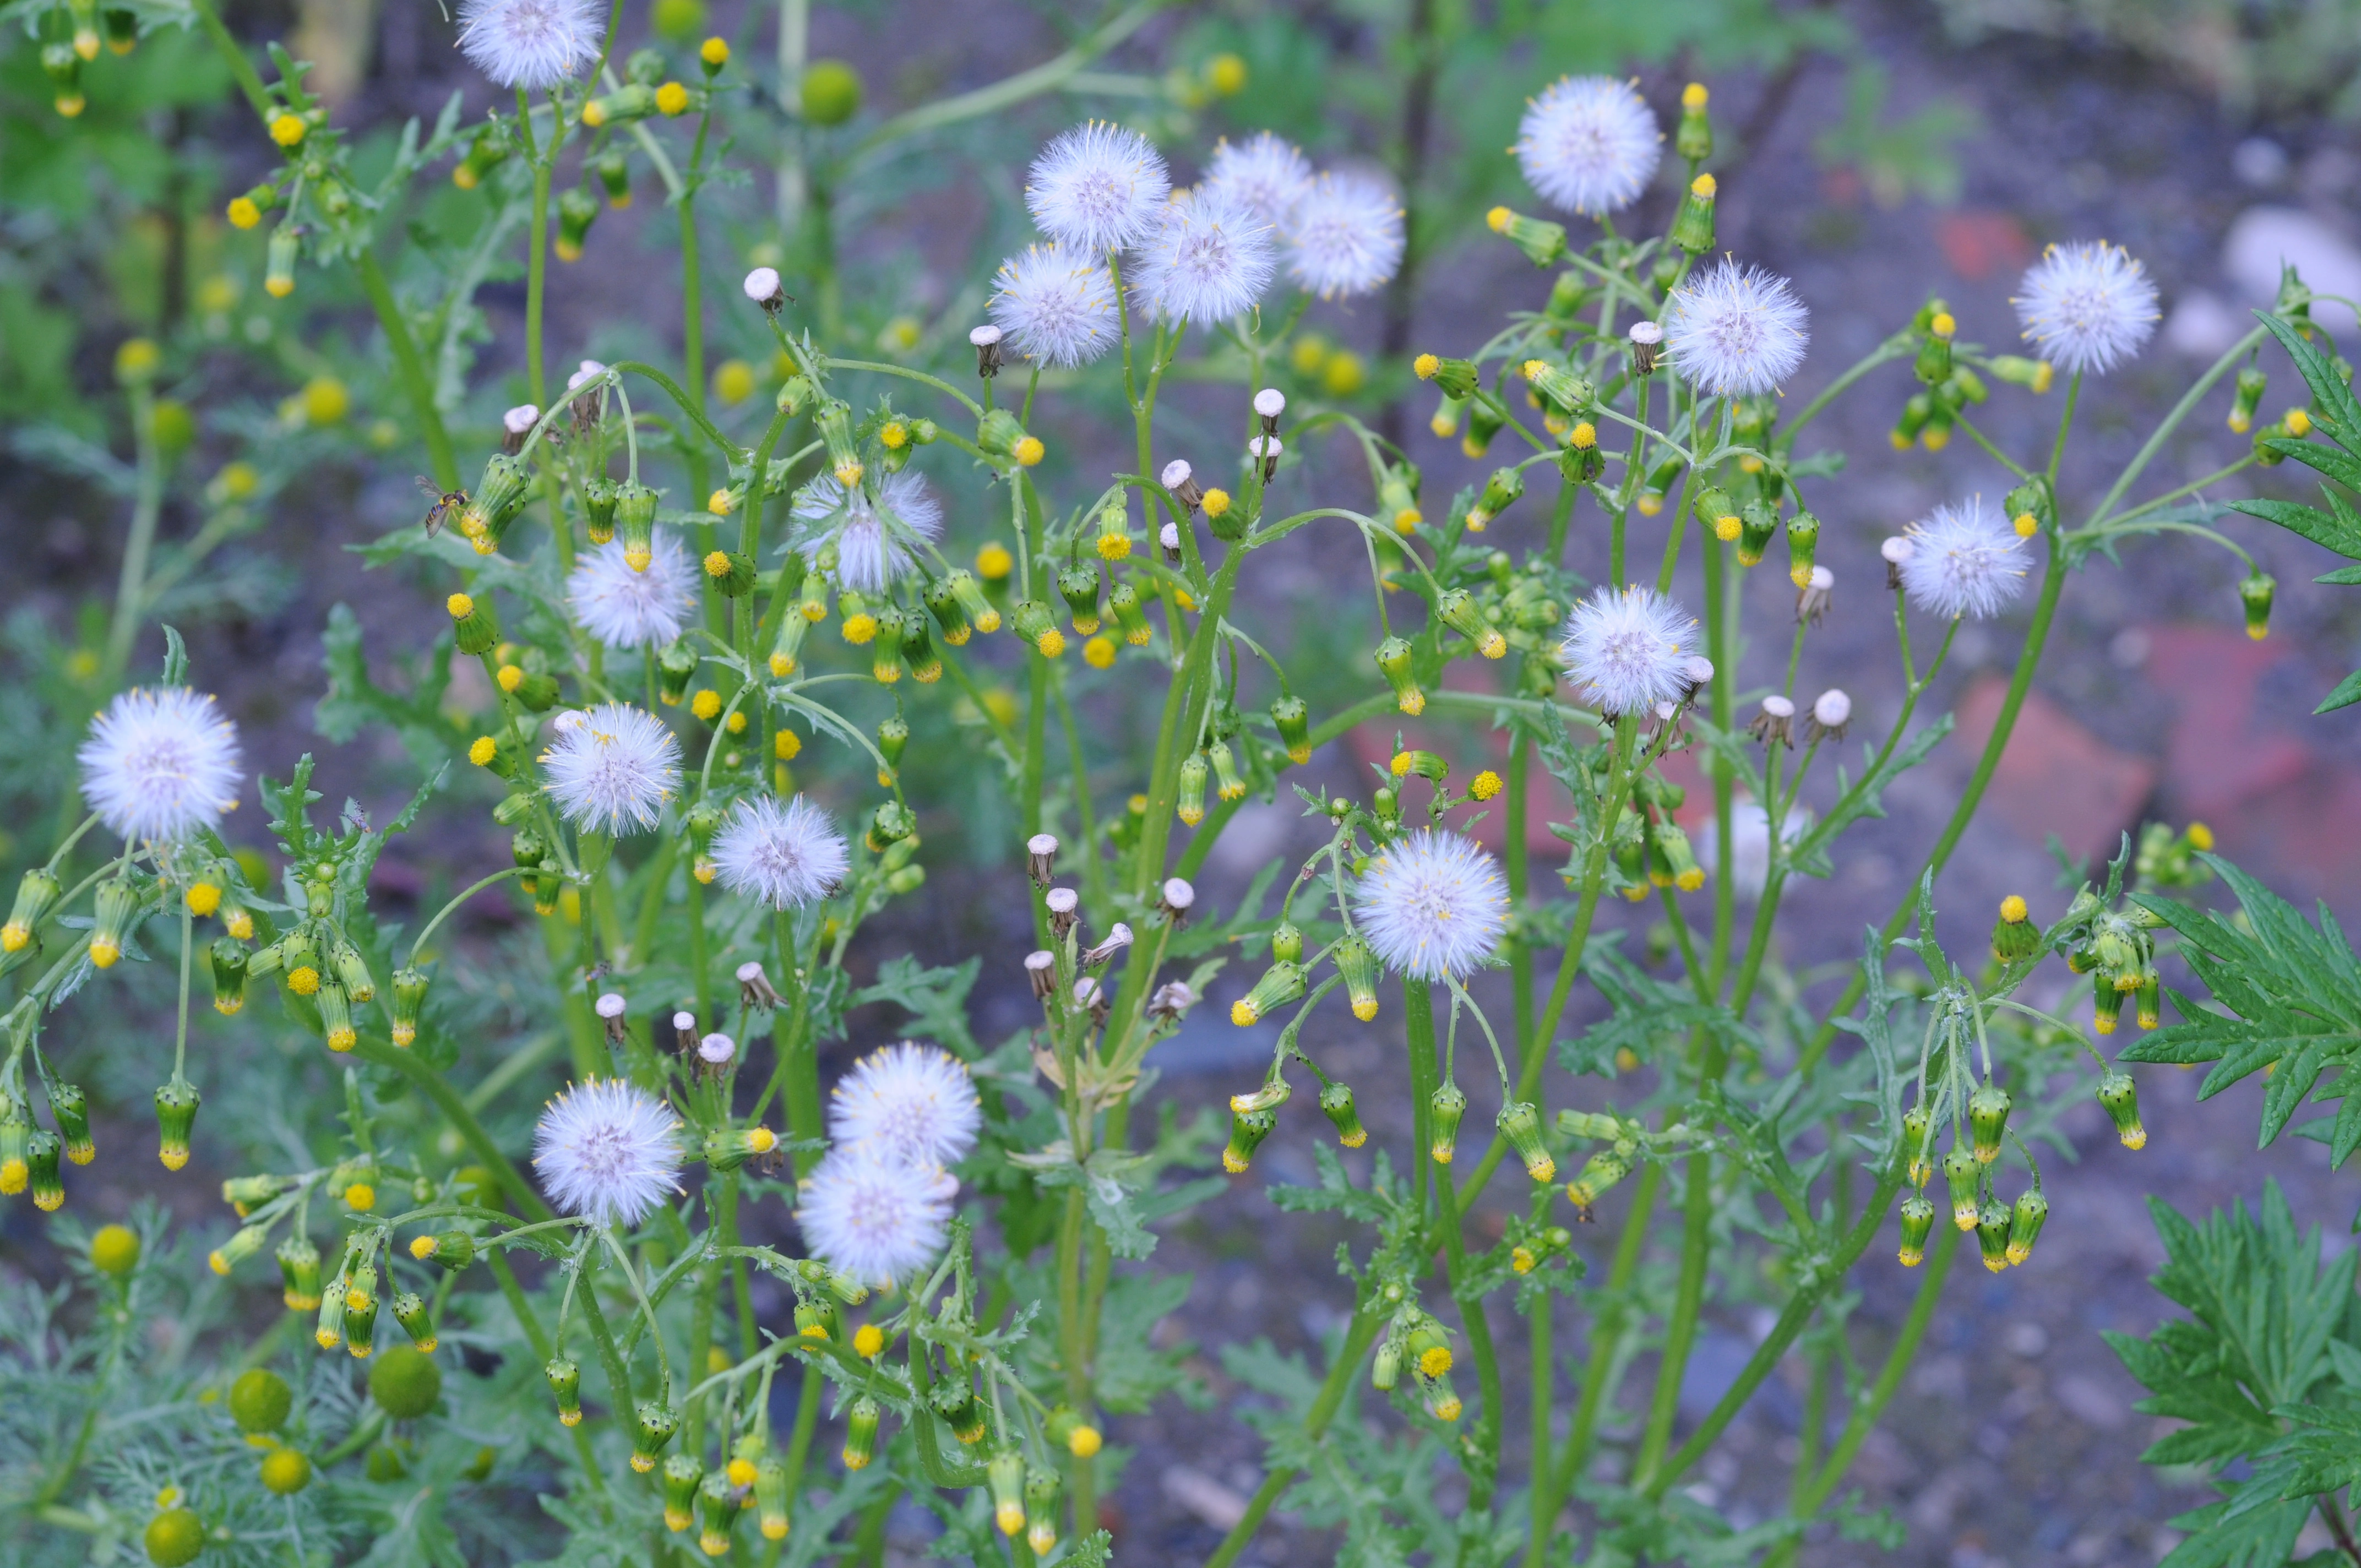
[1515,75,1663,217]
[533,1078,683,1227]
[711,794,849,910]
[797,1146,957,1287]
[1663,260,1810,396]
[1130,188,1275,326]
[1353,830,1510,982]
[828,1042,982,1169]
[542,701,681,836]
[1025,121,1172,255]
[2012,241,2158,377]
[791,469,943,594]
[568,533,698,651]
[1201,132,1314,227]
[455,0,601,90]
[989,243,1120,368]
[79,687,244,843]
[1559,585,1700,715]
[1285,172,1405,300]
[1900,497,2029,620]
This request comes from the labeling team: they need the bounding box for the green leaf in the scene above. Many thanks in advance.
[850,955,980,1058]
[2157,1490,2312,1568]
[315,602,458,772]
[2315,666,2361,715]
[1786,714,1954,878]
[2255,311,2361,443]
[2227,496,2361,561]
[2144,1182,2353,1412]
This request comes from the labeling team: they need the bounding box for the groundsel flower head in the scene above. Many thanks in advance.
[1026,121,1171,254]
[79,687,243,842]
[791,469,942,594]
[568,533,698,651]
[1700,801,1811,901]
[989,243,1119,368]
[1560,586,1700,715]
[533,1079,682,1226]
[1203,132,1313,226]
[2012,241,2157,377]
[1286,172,1405,300]
[542,701,681,835]
[829,1043,982,1168]
[1663,260,1810,396]
[1130,189,1274,326]
[798,1146,955,1287]
[1900,497,2028,620]
[456,0,600,90]
[1515,75,1662,216]
[1353,830,1510,982]
[712,794,849,910]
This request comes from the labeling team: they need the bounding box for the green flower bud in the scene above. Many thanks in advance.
[1902,1106,1933,1186]
[1026,1465,1062,1556]
[1222,1104,1278,1174]
[1373,1335,1403,1390]
[1975,1197,2012,1273]
[26,1129,62,1211]
[1486,205,1568,266]
[1207,738,1248,804]
[1897,1193,1936,1267]
[1466,466,1525,532]
[207,937,249,1017]
[2240,572,2276,641]
[278,1234,322,1311]
[1375,635,1424,716]
[1270,694,1311,765]
[1943,1145,1981,1231]
[1674,82,1713,161]
[630,1400,679,1472]
[1499,1100,1555,1183]
[1669,172,1717,254]
[409,1230,475,1271]
[1412,354,1479,399]
[1175,752,1209,827]
[1230,960,1304,1027]
[1011,598,1065,658]
[1785,509,1821,589]
[2097,1069,2145,1150]
[231,1366,293,1434]
[1985,355,2054,393]
[1437,588,1506,659]
[2,867,60,952]
[50,1081,91,1166]
[755,1452,790,1540]
[662,1451,703,1532]
[342,1260,379,1358]
[546,1357,583,1426]
[145,1508,205,1567]
[696,1469,736,1556]
[315,979,356,1054]
[1566,1148,1630,1211]
[1968,1080,2011,1164]
[1107,580,1152,646]
[155,1079,199,1172]
[1428,1080,1467,1165]
[988,1449,1027,1537]
[2005,1186,2048,1266]
[1057,564,1103,634]
[1520,357,1593,415]
[89,878,141,970]
[2228,363,2268,433]
[1319,1082,1367,1148]
[843,1394,881,1470]
[1334,934,1380,1022]
[613,481,660,569]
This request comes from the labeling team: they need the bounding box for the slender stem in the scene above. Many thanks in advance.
[525,151,551,408]
[1633,1148,1712,1487]
[354,1035,554,1222]
[357,251,459,491]
[405,867,526,965]
[102,384,163,685]
[1199,1309,1380,1568]
[1791,1220,1959,1516]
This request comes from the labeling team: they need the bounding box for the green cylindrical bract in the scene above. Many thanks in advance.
[614,482,660,568]
[662,1452,703,1531]
[390,966,429,1047]
[279,1234,322,1311]
[1897,1194,1936,1267]
[1320,1082,1367,1148]
[209,936,249,1016]
[1902,1106,1933,1186]
[1177,753,1208,827]
[1499,1100,1554,1182]
[1784,510,1820,589]
[1109,581,1152,646]
[2240,573,2276,640]
[1943,1145,1981,1231]
[1566,1148,1630,1209]
[1231,960,1304,1026]
[630,1400,678,1472]
[1974,1198,2012,1272]
[1222,1105,1278,1174]
[843,1395,881,1469]
[1968,1080,2012,1164]
[1466,466,1524,531]
[155,1079,199,1172]
[1375,636,1424,715]
[1334,934,1379,1021]
[988,1449,1027,1536]
[1271,694,1310,765]
[1670,176,1716,253]
[1058,564,1102,633]
[2005,1188,2049,1266]
[1428,1080,1468,1165]
[1737,499,1780,567]
[51,1081,91,1165]
[2,867,60,950]
[546,1357,583,1425]
[2097,1069,2145,1150]
[391,1290,435,1351]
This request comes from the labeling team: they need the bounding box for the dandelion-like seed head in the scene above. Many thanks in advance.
[1515,75,1663,217]
[79,687,243,842]
[1352,830,1510,982]
[2012,241,2158,377]
[568,533,698,651]
[988,244,1119,369]
[828,1042,982,1169]
[1286,172,1405,300]
[1026,121,1171,254]
[455,0,601,90]
[542,701,681,836]
[1201,132,1313,227]
[1559,586,1700,715]
[1129,189,1275,327]
[790,469,942,594]
[533,1078,682,1227]
[797,1147,955,1287]
[1663,260,1810,396]
[1900,497,2029,620]
[711,794,849,910]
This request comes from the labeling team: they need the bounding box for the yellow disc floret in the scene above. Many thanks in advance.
[468,736,497,767]
[269,112,307,148]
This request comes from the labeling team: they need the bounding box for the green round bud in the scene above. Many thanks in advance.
[91,1223,140,1277]
[150,399,196,458]
[801,59,862,125]
[144,1507,205,1566]
[229,1368,292,1434]
[259,1446,311,1494]
[368,1343,443,1419]
[649,0,704,40]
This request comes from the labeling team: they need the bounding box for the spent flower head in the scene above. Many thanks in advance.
[828,1043,982,1169]
[797,1147,955,1287]
[1129,189,1275,326]
[1026,121,1171,254]
[1901,497,2028,619]
[456,0,601,90]
[791,470,942,594]
[712,794,849,910]
[568,533,698,651]
[79,687,243,842]
[533,1079,682,1226]
[1286,172,1405,300]
[542,702,682,835]
[2012,241,2158,377]
[989,243,1119,369]
[1353,829,1510,982]
[1515,75,1662,217]
[1663,260,1810,396]
[1559,586,1700,715]
[1202,132,1313,227]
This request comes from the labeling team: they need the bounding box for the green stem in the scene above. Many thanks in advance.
[357,251,459,491]
[1793,1219,1959,1515]
[101,384,162,686]
[526,158,551,408]
[1199,1308,1381,1568]
[353,1035,553,1222]
[1633,1148,1713,1487]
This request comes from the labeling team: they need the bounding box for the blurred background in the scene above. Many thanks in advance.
[6,1,2361,1564]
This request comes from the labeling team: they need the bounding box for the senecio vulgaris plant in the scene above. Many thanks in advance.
[10,6,2361,1567]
